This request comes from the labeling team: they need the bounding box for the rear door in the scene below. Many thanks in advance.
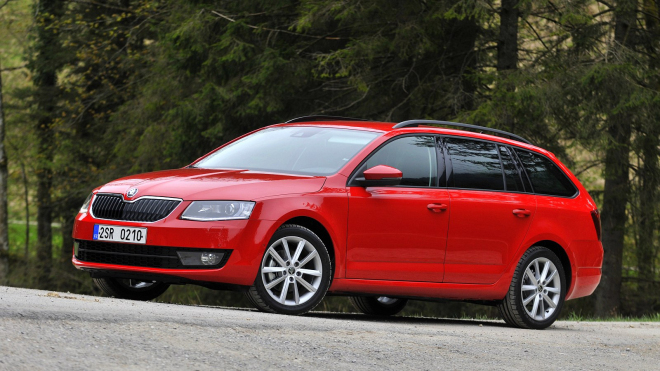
[346,135,450,282]
[443,137,537,284]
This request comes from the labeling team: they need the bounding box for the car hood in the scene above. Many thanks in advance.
[96,168,327,201]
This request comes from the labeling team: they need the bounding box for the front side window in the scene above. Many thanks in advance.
[515,149,577,197]
[446,138,504,191]
[194,126,379,176]
[362,136,438,187]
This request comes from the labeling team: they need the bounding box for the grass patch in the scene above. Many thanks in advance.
[566,311,660,322]
[8,221,63,259]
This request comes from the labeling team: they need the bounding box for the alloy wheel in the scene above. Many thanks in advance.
[260,236,323,306]
[521,257,561,321]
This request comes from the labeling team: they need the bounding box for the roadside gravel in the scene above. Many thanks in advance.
[0,286,659,370]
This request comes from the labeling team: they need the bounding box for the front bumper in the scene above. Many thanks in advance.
[71,208,277,286]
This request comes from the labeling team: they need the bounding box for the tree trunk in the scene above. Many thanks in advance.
[635,0,660,314]
[636,124,658,311]
[32,0,65,284]
[21,162,28,259]
[594,0,636,317]
[60,215,73,264]
[497,0,519,71]
[0,65,9,285]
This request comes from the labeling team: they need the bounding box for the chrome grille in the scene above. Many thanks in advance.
[91,194,180,222]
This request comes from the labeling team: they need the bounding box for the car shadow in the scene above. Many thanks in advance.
[306,311,509,328]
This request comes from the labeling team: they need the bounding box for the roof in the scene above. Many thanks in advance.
[277,117,539,151]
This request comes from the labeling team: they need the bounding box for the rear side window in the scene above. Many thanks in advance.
[364,136,438,187]
[515,150,577,197]
[499,146,524,192]
[446,138,504,191]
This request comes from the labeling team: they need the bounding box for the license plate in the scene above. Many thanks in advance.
[93,224,147,244]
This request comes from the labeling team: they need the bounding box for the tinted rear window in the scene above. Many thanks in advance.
[446,138,504,191]
[499,146,524,192]
[515,149,577,197]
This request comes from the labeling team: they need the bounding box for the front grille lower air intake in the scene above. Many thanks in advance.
[91,194,181,222]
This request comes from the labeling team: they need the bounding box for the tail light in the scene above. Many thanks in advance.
[591,209,601,241]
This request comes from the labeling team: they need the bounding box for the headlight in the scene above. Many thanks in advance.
[80,193,93,213]
[181,201,255,221]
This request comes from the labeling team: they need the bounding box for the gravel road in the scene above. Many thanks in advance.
[0,286,659,370]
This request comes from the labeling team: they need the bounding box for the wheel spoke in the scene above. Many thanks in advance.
[545,269,557,283]
[279,279,290,304]
[282,239,292,261]
[523,293,536,305]
[295,276,316,293]
[298,250,318,267]
[540,296,546,319]
[540,261,550,282]
[522,285,537,291]
[546,286,560,294]
[299,269,322,277]
[531,295,540,319]
[525,268,539,286]
[293,280,300,305]
[262,267,286,274]
[268,248,287,267]
[542,293,557,308]
[292,241,305,263]
[265,275,285,290]
[534,260,540,279]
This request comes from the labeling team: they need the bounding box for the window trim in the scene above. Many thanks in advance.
[347,134,444,188]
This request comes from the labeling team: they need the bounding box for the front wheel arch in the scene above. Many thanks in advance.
[279,216,336,275]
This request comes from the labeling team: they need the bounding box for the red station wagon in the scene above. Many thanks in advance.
[72,117,603,329]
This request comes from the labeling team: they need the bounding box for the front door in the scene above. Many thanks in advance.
[346,135,450,282]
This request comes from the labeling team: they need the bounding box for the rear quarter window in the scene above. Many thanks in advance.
[515,149,577,197]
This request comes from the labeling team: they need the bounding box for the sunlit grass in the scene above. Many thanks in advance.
[566,311,660,322]
[8,221,63,259]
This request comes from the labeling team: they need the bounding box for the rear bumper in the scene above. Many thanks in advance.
[566,267,602,300]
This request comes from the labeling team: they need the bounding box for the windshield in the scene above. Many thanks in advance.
[193,126,380,176]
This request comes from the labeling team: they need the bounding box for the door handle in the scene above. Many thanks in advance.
[427,203,448,213]
[513,208,532,217]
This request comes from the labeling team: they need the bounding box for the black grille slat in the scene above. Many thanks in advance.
[91,194,180,222]
[152,200,168,221]
[75,240,231,270]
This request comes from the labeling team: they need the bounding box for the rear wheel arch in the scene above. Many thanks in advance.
[527,240,572,292]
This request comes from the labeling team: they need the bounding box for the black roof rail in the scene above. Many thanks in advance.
[393,119,533,145]
[285,115,371,124]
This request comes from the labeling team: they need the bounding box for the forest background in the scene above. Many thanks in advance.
[0,0,658,319]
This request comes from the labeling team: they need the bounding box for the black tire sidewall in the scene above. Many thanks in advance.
[253,225,332,315]
[95,277,169,301]
[513,247,566,329]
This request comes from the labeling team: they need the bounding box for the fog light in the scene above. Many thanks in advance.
[177,251,224,266]
[74,241,80,257]
[201,253,219,265]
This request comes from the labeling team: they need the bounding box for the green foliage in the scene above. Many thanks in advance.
[1,0,659,318]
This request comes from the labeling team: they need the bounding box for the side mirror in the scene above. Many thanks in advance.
[356,165,403,187]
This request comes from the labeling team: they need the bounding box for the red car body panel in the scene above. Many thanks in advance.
[72,120,603,303]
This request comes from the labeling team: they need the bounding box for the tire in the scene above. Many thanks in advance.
[93,277,170,301]
[349,296,408,316]
[246,224,332,315]
[498,246,566,329]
